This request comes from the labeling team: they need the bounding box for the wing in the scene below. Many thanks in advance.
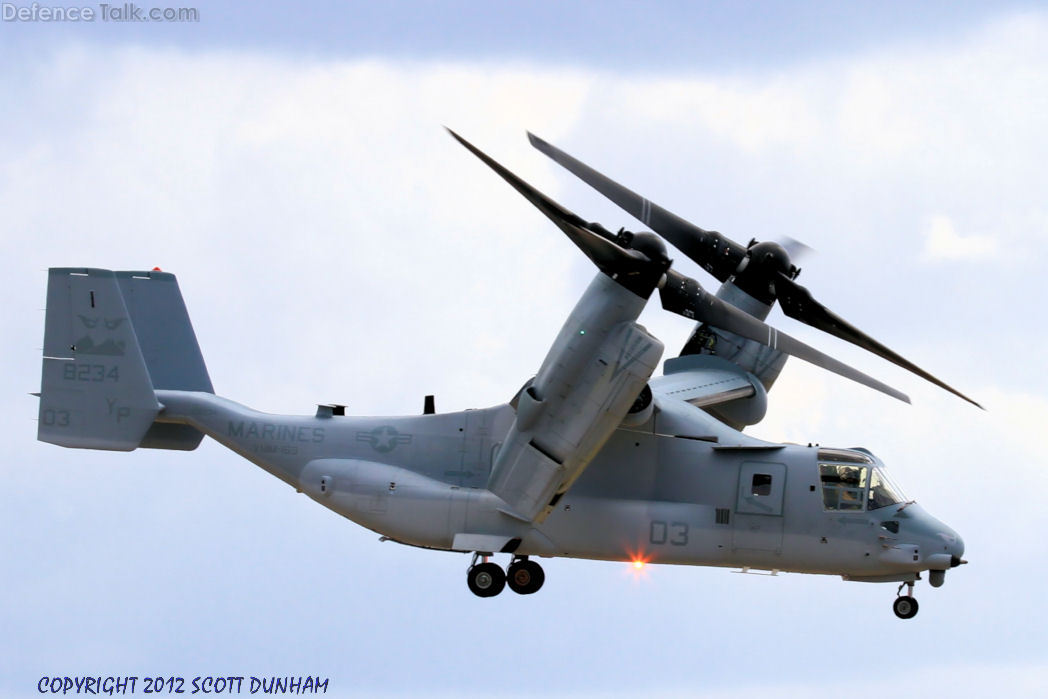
[649,356,757,409]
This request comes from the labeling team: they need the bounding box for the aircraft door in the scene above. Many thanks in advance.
[732,461,786,554]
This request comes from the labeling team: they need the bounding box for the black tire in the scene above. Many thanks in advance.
[507,560,545,595]
[467,562,506,598]
[893,595,919,619]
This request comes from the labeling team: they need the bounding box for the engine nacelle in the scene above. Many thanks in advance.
[489,273,664,521]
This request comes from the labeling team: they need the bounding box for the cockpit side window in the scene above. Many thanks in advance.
[819,463,868,511]
[868,467,906,510]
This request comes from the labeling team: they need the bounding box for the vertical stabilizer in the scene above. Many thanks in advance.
[38,268,160,450]
[116,270,212,450]
[116,271,212,393]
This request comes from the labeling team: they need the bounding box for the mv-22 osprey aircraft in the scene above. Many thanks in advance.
[36,130,976,619]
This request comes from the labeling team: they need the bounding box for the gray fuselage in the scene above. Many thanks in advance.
[154,388,964,582]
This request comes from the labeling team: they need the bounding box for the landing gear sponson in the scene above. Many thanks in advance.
[467,553,545,598]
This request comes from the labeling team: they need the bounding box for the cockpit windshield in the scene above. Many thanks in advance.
[817,448,908,512]
[867,467,907,510]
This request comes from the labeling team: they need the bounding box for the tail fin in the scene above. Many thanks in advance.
[38,268,212,451]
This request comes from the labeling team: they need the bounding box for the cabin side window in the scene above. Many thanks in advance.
[751,473,773,496]
[819,463,868,511]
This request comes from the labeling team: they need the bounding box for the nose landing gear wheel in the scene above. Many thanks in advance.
[467,562,506,598]
[893,595,919,619]
[507,558,545,595]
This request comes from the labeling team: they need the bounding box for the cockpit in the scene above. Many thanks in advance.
[817,448,908,512]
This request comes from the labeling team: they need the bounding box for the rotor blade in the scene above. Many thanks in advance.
[777,235,814,264]
[528,132,979,408]
[448,128,664,298]
[528,132,748,281]
[660,270,911,404]
[774,273,983,409]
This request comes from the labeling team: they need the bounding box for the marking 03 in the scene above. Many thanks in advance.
[650,520,689,546]
[41,408,72,427]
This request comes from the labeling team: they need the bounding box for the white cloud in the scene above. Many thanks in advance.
[922,214,999,261]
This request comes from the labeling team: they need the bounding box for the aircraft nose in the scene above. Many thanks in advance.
[937,528,965,566]
[949,533,966,567]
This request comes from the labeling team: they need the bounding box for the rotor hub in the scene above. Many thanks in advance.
[628,231,669,265]
[731,241,793,304]
[747,241,792,276]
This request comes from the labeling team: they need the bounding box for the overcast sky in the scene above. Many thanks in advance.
[2,2,1047,697]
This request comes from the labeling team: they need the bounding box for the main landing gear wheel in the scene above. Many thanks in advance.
[507,558,545,595]
[467,562,506,598]
[893,596,919,619]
